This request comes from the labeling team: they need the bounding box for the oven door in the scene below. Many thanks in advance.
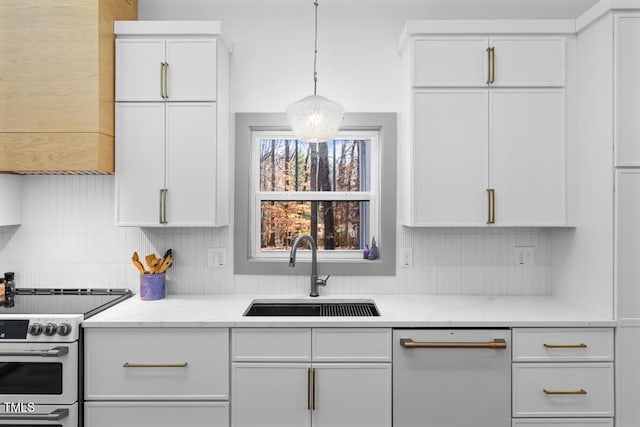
[0,403,77,427]
[0,342,77,405]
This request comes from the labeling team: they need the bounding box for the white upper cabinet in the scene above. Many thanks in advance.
[412,36,565,87]
[412,89,489,226]
[489,90,566,226]
[413,38,488,87]
[116,37,218,102]
[615,14,640,166]
[400,23,569,227]
[114,22,230,227]
[0,174,21,226]
[490,37,565,87]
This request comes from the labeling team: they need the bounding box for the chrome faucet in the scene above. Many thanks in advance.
[289,234,330,297]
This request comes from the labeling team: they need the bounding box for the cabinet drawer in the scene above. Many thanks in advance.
[85,328,229,400]
[312,328,391,362]
[512,419,613,427]
[512,363,614,417]
[85,401,228,427]
[232,328,311,362]
[513,328,613,361]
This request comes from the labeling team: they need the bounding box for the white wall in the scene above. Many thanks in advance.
[0,1,556,296]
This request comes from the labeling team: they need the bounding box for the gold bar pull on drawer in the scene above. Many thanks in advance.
[123,362,188,368]
[543,388,587,395]
[543,343,588,349]
[400,338,506,350]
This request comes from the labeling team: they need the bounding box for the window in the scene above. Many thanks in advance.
[235,113,396,276]
[253,131,377,259]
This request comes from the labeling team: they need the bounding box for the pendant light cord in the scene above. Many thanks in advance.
[313,0,319,96]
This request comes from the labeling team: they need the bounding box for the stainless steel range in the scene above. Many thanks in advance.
[0,273,131,427]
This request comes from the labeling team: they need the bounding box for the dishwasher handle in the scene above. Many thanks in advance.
[400,338,507,350]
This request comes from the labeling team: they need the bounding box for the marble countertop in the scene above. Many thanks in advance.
[82,294,615,328]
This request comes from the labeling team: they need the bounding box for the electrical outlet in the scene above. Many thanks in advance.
[401,248,413,268]
[515,246,534,266]
[208,248,226,268]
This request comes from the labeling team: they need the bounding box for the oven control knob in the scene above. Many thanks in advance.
[57,323,72,336]
[28,323,43,336]
[43,323,57,336]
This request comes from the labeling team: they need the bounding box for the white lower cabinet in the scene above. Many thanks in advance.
[231,328,392,427]
[511,328,614,426]
[512,419,613,427]
[84,402,229,427]
[84,328,229,426]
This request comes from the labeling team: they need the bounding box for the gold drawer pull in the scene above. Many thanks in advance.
[543,343,588,349]
[123,362,188,368]
[400,338,506,350]
[543,388,587,395]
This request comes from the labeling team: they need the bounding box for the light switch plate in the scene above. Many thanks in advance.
[515,246,534,266]
[401,248,413,268]
[208,248,226,268]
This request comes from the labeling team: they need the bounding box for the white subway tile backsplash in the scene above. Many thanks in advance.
[0,176,552,295]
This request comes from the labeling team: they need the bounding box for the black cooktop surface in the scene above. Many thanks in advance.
[0,289,132,318]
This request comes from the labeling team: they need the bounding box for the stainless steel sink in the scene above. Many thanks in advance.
[243,299,380,317]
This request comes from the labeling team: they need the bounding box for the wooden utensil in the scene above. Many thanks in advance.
[131,252,146,274]
[157,253,173,274]
[145,254,159,273]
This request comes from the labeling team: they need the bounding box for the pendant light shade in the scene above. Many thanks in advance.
[286,95,345,143]
[287,0,344,143]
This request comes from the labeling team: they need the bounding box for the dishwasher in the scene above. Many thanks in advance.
[393,329,511,427]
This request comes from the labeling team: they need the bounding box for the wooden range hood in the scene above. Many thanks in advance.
[0,0,137,174]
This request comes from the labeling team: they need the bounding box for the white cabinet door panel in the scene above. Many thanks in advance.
[490,37,566,87]
[312,364,391,427]
[165,103,217,226]
[615,14,640,166]
[412,89,489,225]
[413,38,488,87]
[615,327,640,427]
[615,170,640,319]
[116,39,165,101]
[490,90,565,225]
[231,363,311,427]
[166,38,217,101]
[115,103,165,226]
[0,174,21,226]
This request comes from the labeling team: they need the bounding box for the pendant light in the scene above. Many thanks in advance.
[286,0,344,143]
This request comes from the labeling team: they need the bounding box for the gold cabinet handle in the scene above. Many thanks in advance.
[311,367,316,411]
[162,188,168,224]
[543,343,588,349]
[160,62,165,98]
[164,62,169,99]
[486,47,491,84]
[400,338,507,350]
[123,362,188,368]
[486,189,495,224]
[307,368,312,410]
[543,388,587,395]
[490,47,495,84]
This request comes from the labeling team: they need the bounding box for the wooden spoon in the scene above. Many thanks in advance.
[131,252,146,274]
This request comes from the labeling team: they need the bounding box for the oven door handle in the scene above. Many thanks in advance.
[0,408,68,421]
[0,346,68,357]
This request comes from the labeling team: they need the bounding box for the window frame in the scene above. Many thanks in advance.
[234,112,396,276]
[251,130,379,260]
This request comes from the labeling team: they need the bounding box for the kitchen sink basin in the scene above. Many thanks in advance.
[243,299,380,317]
